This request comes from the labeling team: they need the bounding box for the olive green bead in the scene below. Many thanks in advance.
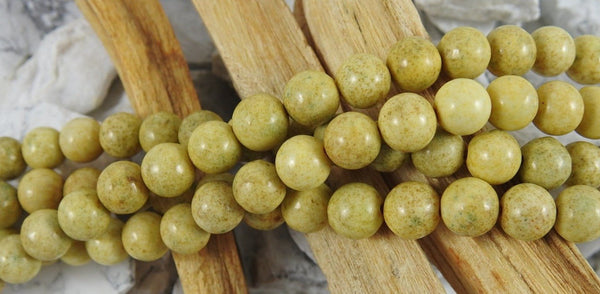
[500,183,556,241]
[0,181,20,229]
[531,26,576,76]
[324,111,381,170]
[122,211,168,262]
[370,143,408,173]
[244,208,285,231]
[487,25,536,76]
[387,36,441,92]
[138,111,181,152]
[555,185,600,243]
[281,184,331,233]
[233,160,286,214]
[99,112,142,158]
[22,127,64,168]
[149,188,194,215]
[566,141,600,188]
[58,189,111,241]
[160,203,210,255]
[59,117,103,162]
[327,182,383,239]
[188,120,241,174]
[335,53,390,109]
[141,143,195,198]
[384,181,440,240]
[18,168,63,213]
[487,75,539,131]
[20,209,72,261]
[192,181,244,234]
[567,35,600,84]
[434,78,491,136]
[441,177,499,237]
[178,110,222,148]
[378,93,436,152]
[519,137,571,190]
[411,128,465,178]
[467,130,521,185]
[0,137,26,180]
[0,234,42,284]
[437,26,491,79]
[97,161,149,214]
[275,135,330,191]
[63,167,101,196]
[85,217,128,266]
[576,86,600,139]
[231,93,288,151]
[60,241,90,266]
[534,81,584,136]
[283,70,340,126]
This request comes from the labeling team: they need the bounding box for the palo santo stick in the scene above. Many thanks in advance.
[298,0,600,292]
[192,0,445,293]
[75,1,247,293]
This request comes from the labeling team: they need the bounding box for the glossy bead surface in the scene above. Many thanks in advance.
[275,135,330,191]
[567,35,600,84]
[576,86,600,139]
[18,168,63,213]
[384,181,440,240]
[0,137,25,180]
[487,75,538,131]
[231,93,288,151]
[467,130,521,185]
[141,143,195,198]
[244,208,285,231]
[283,70,340,126]
[500,183,556,241]
[59,117,102,162]
[191,181,244,234]
[327,182,383,239]
[0,234,42,284]
[487,25,536,76]
[281,184,331,233]
[387,36,441,92]
[411,128,465,178]
[99,112,141,158]
[370,143,408,173]
[85,218,128,266]
[58,189,111,241]
[555,185,600,243]
[138,111,181,152]
[22,127,64,168]
[233,160,286,214]
[97,161,148,214]
[532,26,576,76]
[160,203,210,255]
[60,241,90,266]
[178,110,222,148]
[20,209,72,261]
[434,78,491,136]
[335,53,390,108]
[566,141,600,188]
[63,167,101,196]
[534,81,584,136]
[122,211,167,262]
[0,181,20,229]
[437,26,491,79]
[520,137,571,190]
[188,120,241,174]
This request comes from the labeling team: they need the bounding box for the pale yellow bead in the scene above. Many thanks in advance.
[283,70,340,126]
[335,53,390,109]
[191,181,244,234]
[20,209,73,261]
[384,182,439,240]
[122,211,168,262]
[520,137,571,190]
[60,241,91,266]
[437,26,491,79]
[0,234,42,284]
[534,81,584,136]
[566,141,600,188]
[97,161,149,214]
[434,78,491,136]
[275,135,330,191]
[487,25,536,76]
[138,111,181,152]
[0,137,25,180]
[160,203,210,255]
[327,182,383,239]
[576,86,600,139]
[18,168,63,213]
[244,208,284,231]
[188,120,241,174]
[63,167,101,196]
[59,117,103,163]
[532,26,576,76]
[99,112,142,158]
[555,185,600,243]
[85,217,128,266]
[141,143,195,198]
[281,184,331,233]
[487,75,538,131]
[567,35,600,84]
[467,130,521,185]
[178,110,222,148]
[22,127,64,168]
[58,189,111,241]
[387,36,441,92]
[411,128,465,178]
[370,143,408,173]
[500,183,556,241]
[233,160,286,214]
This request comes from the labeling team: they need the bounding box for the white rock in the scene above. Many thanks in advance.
[0,0,41,78]
[540,0,600,37]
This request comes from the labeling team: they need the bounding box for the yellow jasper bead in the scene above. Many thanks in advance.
[141,143,195,198]
[281,184,331,233]
[138,111,181,152]
[487,75,539,131]
[567,35,600,84]
[566,141,600,188]
[531,26,576,76]
[487,25,537,76]
[378,93,437,152]
[0,137,26,180]
[437,26,491,79]
[555,185,600,243]
[191,181,244,234]
[434,78,491,136]
[441,177,499,237]
[60,241,90,266]
[22,127,64,168]
[233,159,286,214]
[283,70,340,126]
[63,167,101,196]
[387,36,441,92]
[576,86,600,139]
[244,208,284,231]
[384,181,440,240]
[188,120,242,174]
[231,93,288,151]
[370,143,408,173]
[335,53,390,109]
[275,135,330,191]
[534,80,584,136]
[59,117,103,163]
[18,168,63,213]
[178,110,222,149]
[85,217,128,266]
[0,234,42,284]
[122,211,168,262]
[97,161,149,214]
[99,112,142,158]
[411,128,465,178]
[519,137,571,190]
[500,183,556,241]
[57,189,111,241]
[467,130,521,185]
[160,203,210,255]
[0,181,20,229]
[20,209,72,261]
[327,182,383,239]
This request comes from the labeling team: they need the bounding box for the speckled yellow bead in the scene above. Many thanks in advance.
[487,25,536,76]
[281,184,331,233]
[122,211,168,262]
[467,130,521,185]
[58,189,111,241]
[384,181,439,240]
[324,112,381,170]
[487,75,539,131]
[370,143,408,173]
[141,143,195,198]
[99,112,142,158]
[20,209,72,261]
[59,117,103,162]
[233,160,286,214]
[576,86,600,139]
[531,26,576,76]
[18,168,63,213]
[283,70,340,126]
[85,217,128,266]
[441,177,498,237]
[567,35,600,84]
[178,110,222,148]
[275,135,330,191]
[378,93,436,152]
[191,181,244,234]
[566,141,600,188]
[97,161,149,214]
[555,185,600,243]
[22,127,64,168]
[327,182,383,239]
[434,78,491,136]
[0,181,20,229]
[387,36,441,92]
[500,183,556,241]
[149,188,194,215]
[437,26,491,79]
[335,53,390,109]
[160,203,210,255]
[534,81,584,136]
[0,137,26,180]
[63,167,101,196]
[188,120,241,174]
[411,128,465,178]
[60,241,90,266]
[244,208,285,231]
[520,137,571,190]
[0,234,42,284]
[231,93,288,151]
[138,111,181,152]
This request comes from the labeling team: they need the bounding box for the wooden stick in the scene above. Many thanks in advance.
[192,1,445,293]
[75,1,247,293]
[298,0,600,292]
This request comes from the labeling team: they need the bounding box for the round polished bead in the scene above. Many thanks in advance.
[378,93,437,152]
[275,135,330,191]
[0,181,20,229]
[555,185,600,243]
[0,137,26,180]
[327,182,383,239]
[434,78,491,136]
[85,218,128,266]
[18,168,63,213]
[531,26,576,76]
[160,203,210,255]
[500,183,556,241]
[520,137,571,190]
[97,161,149,214]
[411,128,465,178]
[58,189,111,241]
[59,117,103,162]
[487,75,538,131]
[441,177,498,237]
[566,141,600,188]
[99,112,142,158]
[22,127,64,168]
[20,209,72,261]
[63,167,101,196]
[387,36,441,92]
[283,70,340,126]
[244,208,285,231]
[188,120,241,174]
[437,26,491,79]
[0,234,42,284]
[141,143,195,198]
[191,181,244,234]
[138,111,181,152]
[281,184,331,233]
[233,160,286,214]
[567,35,600,84]
[122,211,168,262]
[178,110,222,148]
[487,25,536,76]
[534,81,584,136]
[335,53,390,109]
[467,130,521,185]
[576,86,600,139]
[384,181,439,240]
[231,93,288,151]
[370,143,408,173]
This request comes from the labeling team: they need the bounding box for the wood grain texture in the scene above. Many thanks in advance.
[76,1,247,293]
